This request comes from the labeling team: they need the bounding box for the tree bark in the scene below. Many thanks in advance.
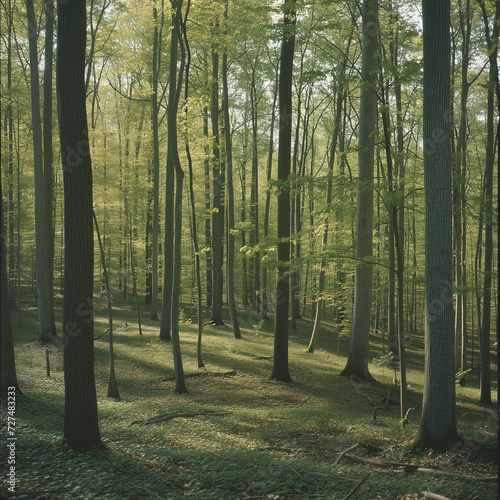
[26,0,55,341]
[476,0,499,405]
[160,1,180,341]
[341,0,378,381]
[270,0,295,383]
[210,25,225,326]
[223,0,242,339]
[57,0,103,451]
[1,177,21,398]
[414,0,458,450]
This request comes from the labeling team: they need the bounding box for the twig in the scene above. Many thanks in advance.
[421,492,451,500]
[342,474,370,500]
[335,443,361,465]
[343,454,497,481]
[94,328,109,340]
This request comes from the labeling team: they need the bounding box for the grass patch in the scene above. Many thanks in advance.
[1,295,497,499]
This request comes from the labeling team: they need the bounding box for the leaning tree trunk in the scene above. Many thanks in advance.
[270,0,295,383]
[57,0,103,451]
[414,0,459,450]
[340,0,378,381]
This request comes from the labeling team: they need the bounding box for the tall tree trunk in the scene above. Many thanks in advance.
[26,0,54,341]
[171,0,187,393]
[223,0,242,339]
[454,0,471,371]
[6,0,15,303]
[1,178,21,398]
[182,0,204,367]
[210,26,225,325]
[93,211,119,398]
[477,0,499,405]
[57,0,103,451]
[270,0,295,383]
[341,0,378,381]
[43,0,56,336]
[414,0,458,450]
[262,54,279,320]
[150,0,163,319]
[160,1,179,341]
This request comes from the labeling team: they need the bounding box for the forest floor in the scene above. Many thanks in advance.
[1,295,498,500]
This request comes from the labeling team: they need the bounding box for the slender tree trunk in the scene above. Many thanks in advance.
[341,0,378,381]
[170,0,187,393]
[43,0,57,336]
[150,0,163,319]
[160,2,180,341]
[223,0,242,339]
[182,1,204,367]
[210,26,225,325]
[414,0,458,450]
[262,55,279,320]
[270,0,295,383]
[203,104,213,308]
[477,0,499,405]
[26,0,54,341]
[93,211,119,398]
[1,179,21,397]
[57,0,103,451]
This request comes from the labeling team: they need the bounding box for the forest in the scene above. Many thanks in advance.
[0,0,498,498]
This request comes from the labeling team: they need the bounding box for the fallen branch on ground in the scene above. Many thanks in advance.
[342,474,370,500]
[340,453,497,482]
[162,370,237,382]
[421,492,451,500]
[335,443,361,465]
[130,411,230,426]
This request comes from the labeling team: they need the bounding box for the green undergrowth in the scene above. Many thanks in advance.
[1,295,497,499]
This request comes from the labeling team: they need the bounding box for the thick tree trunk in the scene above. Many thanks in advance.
[57,0,103,451]
[414,0,458,450]
[341,0,378,381]
[270,0,295,383]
